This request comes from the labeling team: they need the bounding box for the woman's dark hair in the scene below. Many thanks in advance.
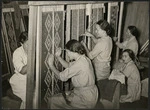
[96,19,112,36]
[19,31,28,44]
[123,49,135,61]
[65,39,87,55]
[128,26,138,37]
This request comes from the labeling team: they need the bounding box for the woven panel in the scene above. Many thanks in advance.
[70,9,86,40]
[71,10,78,40]
[109,4,119,61]
[3,12,18,53]
[79,9,85,36]
[110,5,118,37]
[41,11,64,104]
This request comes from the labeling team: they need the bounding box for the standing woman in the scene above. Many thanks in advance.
[81,19,113,81]
[113,26,139,56]
[113,26,139,69]
[9,32,28,109]
[47,39,98,109]
[119,49,141,103]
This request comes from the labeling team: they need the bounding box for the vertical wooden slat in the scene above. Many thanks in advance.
[107,3,111,23]
[77,9,79,40]
[33,6,42,109]
[26,5,37,109]
[86,4,92,50]
[52,8,55,96]
[66,6,71,43]
[116,2,124,61]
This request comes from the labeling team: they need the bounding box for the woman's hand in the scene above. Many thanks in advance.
[113,37,118,42]
[55,47,62,57]
[48,54,54,68]
[81,40,87,48]
[81,31,94,37]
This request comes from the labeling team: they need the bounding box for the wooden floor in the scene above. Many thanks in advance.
[120,96,148,109]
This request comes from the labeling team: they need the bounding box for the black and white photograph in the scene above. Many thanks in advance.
[1,1,149,109]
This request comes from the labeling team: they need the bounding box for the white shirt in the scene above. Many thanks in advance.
[122,36,138,56]
[9,46,27,109]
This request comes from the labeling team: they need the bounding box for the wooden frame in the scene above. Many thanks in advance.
[28,1,109,6]
[26,6,37,109]
[116,2,124,60]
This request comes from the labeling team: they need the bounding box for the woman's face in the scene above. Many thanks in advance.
[66,49,74,60]
[126,29,131,39]
[23,40,29,50]
[95,24,105,37]
[122,52,131,63]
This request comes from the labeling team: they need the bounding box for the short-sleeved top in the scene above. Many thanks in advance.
[59,55,96,87]
[122,36,138,56]
[13,46,27,74]
[89,36,112,62]
[9,46,27,101]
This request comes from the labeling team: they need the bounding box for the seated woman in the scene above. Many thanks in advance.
[47,39,98,109]
[119,49,141,103]
[9,32,28,109]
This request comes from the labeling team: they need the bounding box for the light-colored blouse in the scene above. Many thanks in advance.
[9,46,27,109]
[120,60,141,103]
[89,36,112,62]
[59,55,96,87]
[58,55,98,108]
[122,36,138,56]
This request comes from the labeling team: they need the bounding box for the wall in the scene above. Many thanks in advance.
[122,2,149,48]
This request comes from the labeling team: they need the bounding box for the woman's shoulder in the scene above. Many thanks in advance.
[13,46,23,55]
[127,61,138,71]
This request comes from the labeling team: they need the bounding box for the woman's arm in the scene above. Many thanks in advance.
[48,54,61,79]
[49,65,61,79]
[56,56,69,68]
[81,41,95,60]
[115,42,125,49]
[90,36,99,44]
[55,47,69,68]
[81,31,98,44]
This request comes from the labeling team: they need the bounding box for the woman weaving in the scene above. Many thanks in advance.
[47,39,98,109]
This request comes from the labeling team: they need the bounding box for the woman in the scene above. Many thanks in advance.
[9,32,28,109]
[47,39,98,109]
[113,26,139,69]
[119,49,141,103]
[113,26,139,56]
[81,19,113,81]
